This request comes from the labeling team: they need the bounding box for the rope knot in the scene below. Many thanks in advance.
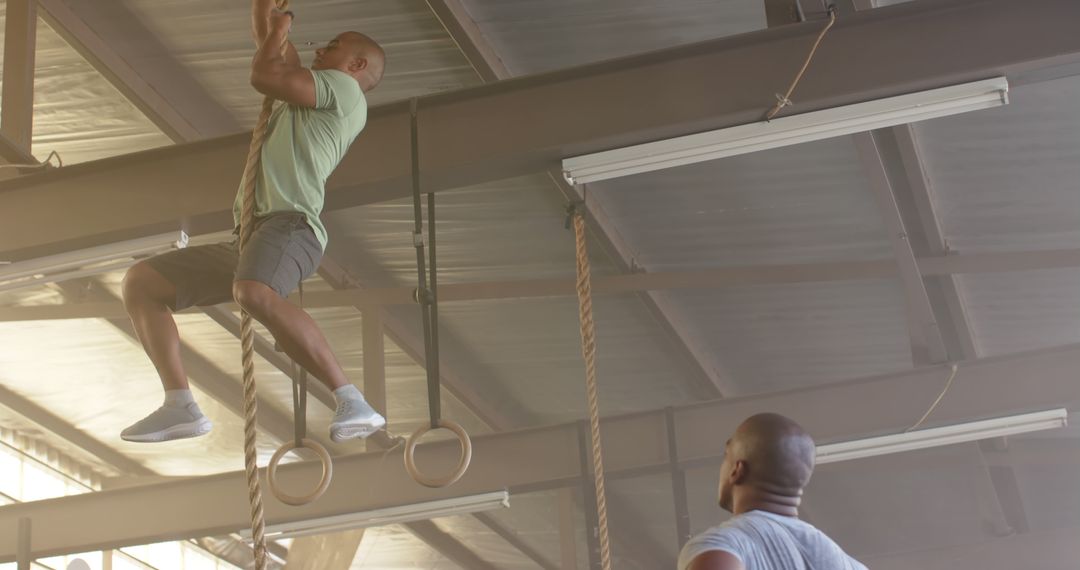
[565,200,584,230]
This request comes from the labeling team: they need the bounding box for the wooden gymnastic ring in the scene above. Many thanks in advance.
[267,438,333,506]
[404,419,472,488]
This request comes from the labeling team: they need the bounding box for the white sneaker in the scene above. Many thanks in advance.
[121,402,213,443]
[330,398,386,443]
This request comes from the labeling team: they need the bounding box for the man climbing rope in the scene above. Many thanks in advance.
[679,413,867,570]
[119,1,387,444]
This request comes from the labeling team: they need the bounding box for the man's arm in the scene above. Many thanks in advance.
[250,10,316,107]
[688,551,745,570]
[252,0,302,67]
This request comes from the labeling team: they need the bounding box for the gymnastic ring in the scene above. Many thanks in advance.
[404,419,473,488]
[267,438,333,506]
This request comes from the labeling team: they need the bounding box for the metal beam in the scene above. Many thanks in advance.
[472,512,559,570]
[558,488,579,570]
[889,125,980,358]
[764,0,803,27]
[3,341,1078,560]
[35,0,240,143]
[2,0,37,153]
[8,247,1080,323]
[0,133,37,166]
[5,0,1079,259]
[424,0,510,82]
[855,131,948,365]
[406,519,500,570]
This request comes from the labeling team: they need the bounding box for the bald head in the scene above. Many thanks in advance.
[340,32,385,91]
[718,413,816,514]
[313,32,385,92]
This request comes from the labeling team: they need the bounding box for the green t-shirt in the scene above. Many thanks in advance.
[233,69,368,249]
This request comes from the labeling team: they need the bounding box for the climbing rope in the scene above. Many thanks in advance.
[569,204,612,570]
[238,1,289,566]
[402,97,473,488]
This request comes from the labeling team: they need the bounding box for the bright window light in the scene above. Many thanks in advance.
[563,77,1009,184]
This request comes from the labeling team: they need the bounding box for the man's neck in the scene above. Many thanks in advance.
[733,490,801,518]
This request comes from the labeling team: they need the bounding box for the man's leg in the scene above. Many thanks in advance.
[122,262,188,390]
[233,279,348,390]
[234,279,384,442]
[117,243,237,443]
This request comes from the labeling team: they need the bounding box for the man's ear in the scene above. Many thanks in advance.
[730,459,748,484]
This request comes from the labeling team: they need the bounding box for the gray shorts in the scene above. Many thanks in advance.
[147,213,322,311]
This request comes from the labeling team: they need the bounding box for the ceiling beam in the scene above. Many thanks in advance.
[855,131,948,366]
[4,340,1078,560]
[5,0,1080,259]
[764,0,804,27]
[423,0,510,82]
[406,519,500,570]
[2,0,37,154]
[35,0,240,143]
[7,247,1080,322]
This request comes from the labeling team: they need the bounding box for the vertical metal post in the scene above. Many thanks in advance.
[362,309,387,452]
[666,407,692,548]
[2,0,36,154]
[16,517,31,570]
[558,488,580,570]
[577,421,602,570]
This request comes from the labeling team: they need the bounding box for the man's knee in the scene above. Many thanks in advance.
[233,280,277,318]
[122,262,173,308]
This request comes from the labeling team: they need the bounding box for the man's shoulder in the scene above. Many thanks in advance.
[309,69,366,117]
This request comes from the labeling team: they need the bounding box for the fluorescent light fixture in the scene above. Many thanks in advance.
[563,77,1009,184]
[0,231,190,293]
[816,408,1067,465]
[240,490,510,541]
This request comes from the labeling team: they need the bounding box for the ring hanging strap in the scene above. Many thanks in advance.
[403,98,471,488]
[292,282,308,448]
[409,98,441,429]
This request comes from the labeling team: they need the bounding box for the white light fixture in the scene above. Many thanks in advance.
[0,231,190,293]
[816,408,1067,465]
[563,77,1009,184]
[240,490,510,541]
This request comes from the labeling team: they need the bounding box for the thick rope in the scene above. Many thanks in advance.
[239,3,290,567]
[571,210,612,570]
